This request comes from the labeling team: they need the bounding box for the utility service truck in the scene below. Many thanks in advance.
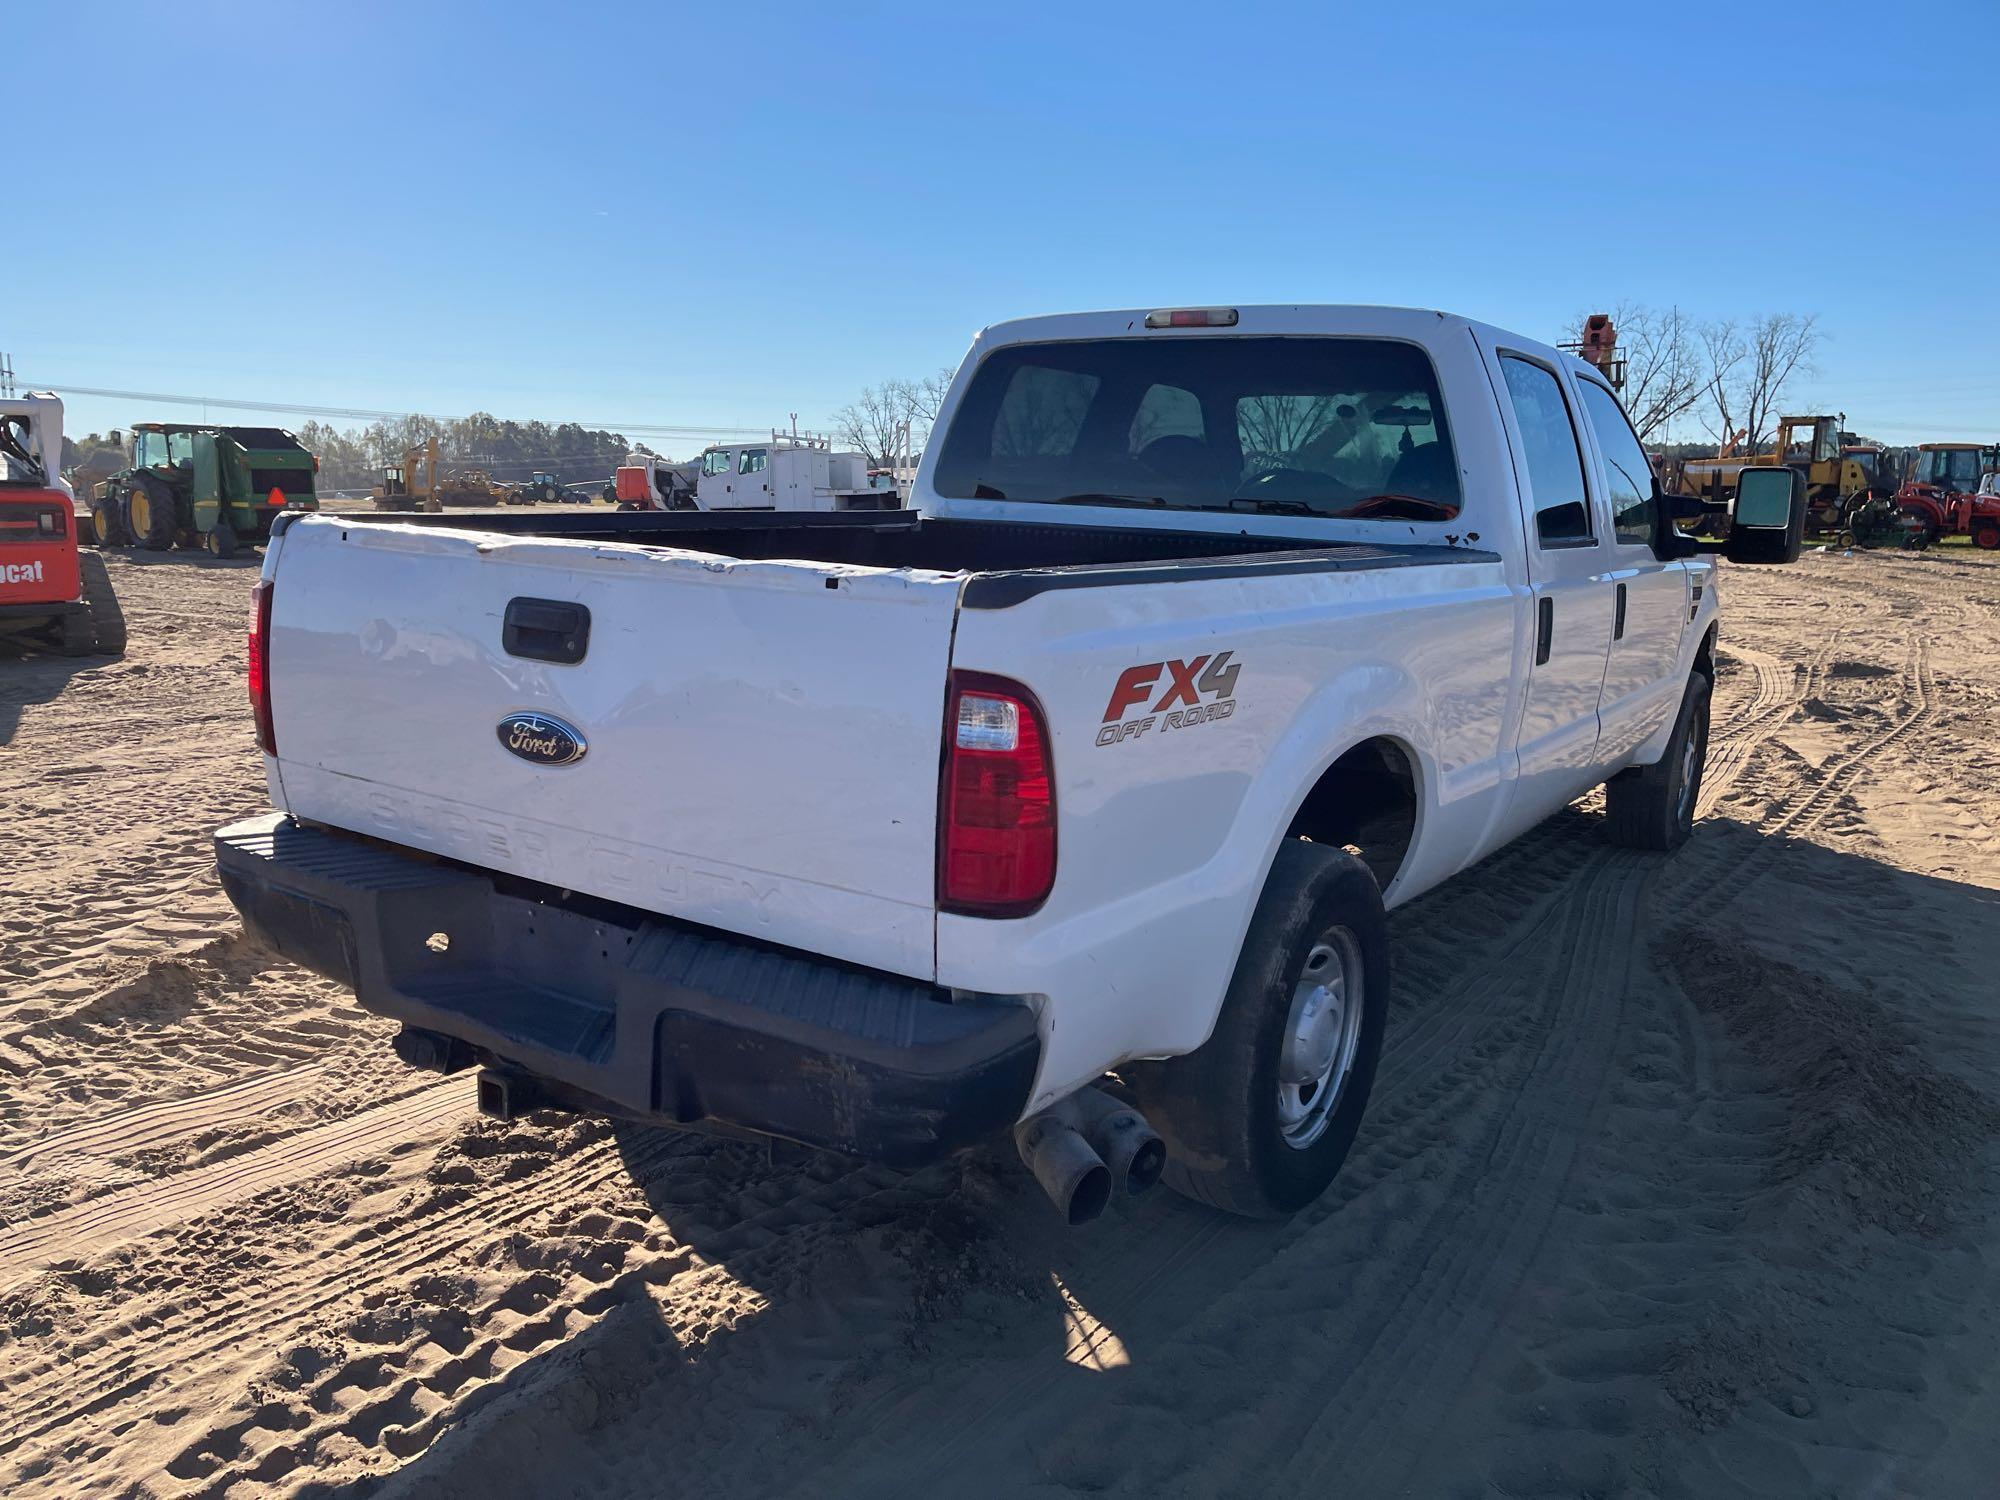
[214,305,1803,1225]
[614,430,904,512]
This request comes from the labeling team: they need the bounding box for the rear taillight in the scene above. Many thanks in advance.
[249,579,276,754]
[940,672,1056,917]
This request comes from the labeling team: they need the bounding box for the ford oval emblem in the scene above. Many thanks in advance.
[497,711,587,767]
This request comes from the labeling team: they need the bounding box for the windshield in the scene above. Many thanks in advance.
[1923,448,1984,491]
[932,336,1463,520]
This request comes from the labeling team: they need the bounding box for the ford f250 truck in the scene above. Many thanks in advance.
[214,306,1803,1223]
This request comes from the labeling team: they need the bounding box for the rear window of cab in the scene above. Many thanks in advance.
[932,336,1462,522]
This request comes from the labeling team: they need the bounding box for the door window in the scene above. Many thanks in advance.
[738,449,768,476]
[1499,356,1593,546]
[1575,381,1657,546]
[702,449,734,477]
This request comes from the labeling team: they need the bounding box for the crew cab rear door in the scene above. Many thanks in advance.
[1483,344,1618,821]
[1570,375,1691,758]
[263,518,960,979]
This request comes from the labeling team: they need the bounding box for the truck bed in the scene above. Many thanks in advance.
[336,509,1482,604]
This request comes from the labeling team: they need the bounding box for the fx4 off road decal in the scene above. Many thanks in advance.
[1097,651,1240,746]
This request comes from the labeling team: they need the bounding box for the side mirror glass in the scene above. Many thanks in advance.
[1725,467,1806,565]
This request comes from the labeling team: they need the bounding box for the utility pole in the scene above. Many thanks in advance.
[0,354,14,399]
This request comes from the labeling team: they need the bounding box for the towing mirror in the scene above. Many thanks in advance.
[1725,466,1807,565]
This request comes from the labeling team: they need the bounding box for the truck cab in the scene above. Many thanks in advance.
[693,432,903,511]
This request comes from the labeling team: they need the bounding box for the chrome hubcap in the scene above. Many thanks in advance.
[1276,927,1364,1150]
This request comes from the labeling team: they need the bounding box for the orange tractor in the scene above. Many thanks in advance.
[1898,442,2000,549]
[0,394,125,656]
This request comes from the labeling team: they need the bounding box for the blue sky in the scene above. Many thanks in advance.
[13,1,1998,454]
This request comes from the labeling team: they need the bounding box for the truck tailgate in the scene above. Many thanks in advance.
[265,518,959,978]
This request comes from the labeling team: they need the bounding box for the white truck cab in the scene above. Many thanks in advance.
[214,305,1801,1224]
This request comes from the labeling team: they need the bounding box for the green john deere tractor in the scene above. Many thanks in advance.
[514,470,565,504]
[91,423,320,558]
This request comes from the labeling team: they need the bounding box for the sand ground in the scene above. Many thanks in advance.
[4,544,2000,1498]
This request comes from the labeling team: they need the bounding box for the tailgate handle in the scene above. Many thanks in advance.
[503,597,590,665]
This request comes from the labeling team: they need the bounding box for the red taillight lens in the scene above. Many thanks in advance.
[940,672,1056,917]
[248,579,276,755]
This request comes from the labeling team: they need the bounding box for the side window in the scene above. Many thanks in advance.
[702,449,733,477]
[167,432,198,469]
[1499,356,1593,546]
[1128,383,1204,454]
[991,365,1098,459]
[1575,381,1656,546]
[738,448,768,476]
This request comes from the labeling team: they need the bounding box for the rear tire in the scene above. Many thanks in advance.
[204,523,238,559]
[1125,842,1389,1219]
[1604,671,1711,851]
[72,552,126,657]
[126,476,177,551]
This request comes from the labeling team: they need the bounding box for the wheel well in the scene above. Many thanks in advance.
[1693,624,1717,683]
[1284,738,1418,892]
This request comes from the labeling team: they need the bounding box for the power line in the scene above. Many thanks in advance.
[19,377,768,440]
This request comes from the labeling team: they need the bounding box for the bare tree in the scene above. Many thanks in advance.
[831,382,908,468]
[1698,313,1818,453]
[1576,303,1704,443]
[834,366,956,465]
[890,367,955,435]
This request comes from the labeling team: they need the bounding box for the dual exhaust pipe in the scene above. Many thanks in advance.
[1014,1086,1167,1225]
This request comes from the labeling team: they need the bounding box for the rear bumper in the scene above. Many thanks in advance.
[213,813,1039,1166]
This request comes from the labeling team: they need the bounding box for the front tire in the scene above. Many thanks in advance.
[1126,843,1390,1219]
[1604,671,1711,851]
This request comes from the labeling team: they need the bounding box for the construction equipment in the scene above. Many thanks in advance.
[1559,312,1627,389]
[1897,442,2000,549]
[0,394,125,656]
[513,471,565,504]
[435,466,511,507]
[372,438,444,513]
[1678,415,1897,545]
[93,423,319,557]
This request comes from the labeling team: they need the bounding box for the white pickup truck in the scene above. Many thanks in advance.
[214,305,1803,1223]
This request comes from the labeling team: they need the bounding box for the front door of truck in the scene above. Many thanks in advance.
[1488,349,1618,825]
[1572,376,1689,759]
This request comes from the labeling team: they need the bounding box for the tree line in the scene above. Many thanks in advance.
[62,414,649,493]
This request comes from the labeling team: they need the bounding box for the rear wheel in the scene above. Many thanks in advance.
[1604,671,1711,851]
[126,477,178,551]
[204,523,238,559]
[1126,842,1389,1219]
